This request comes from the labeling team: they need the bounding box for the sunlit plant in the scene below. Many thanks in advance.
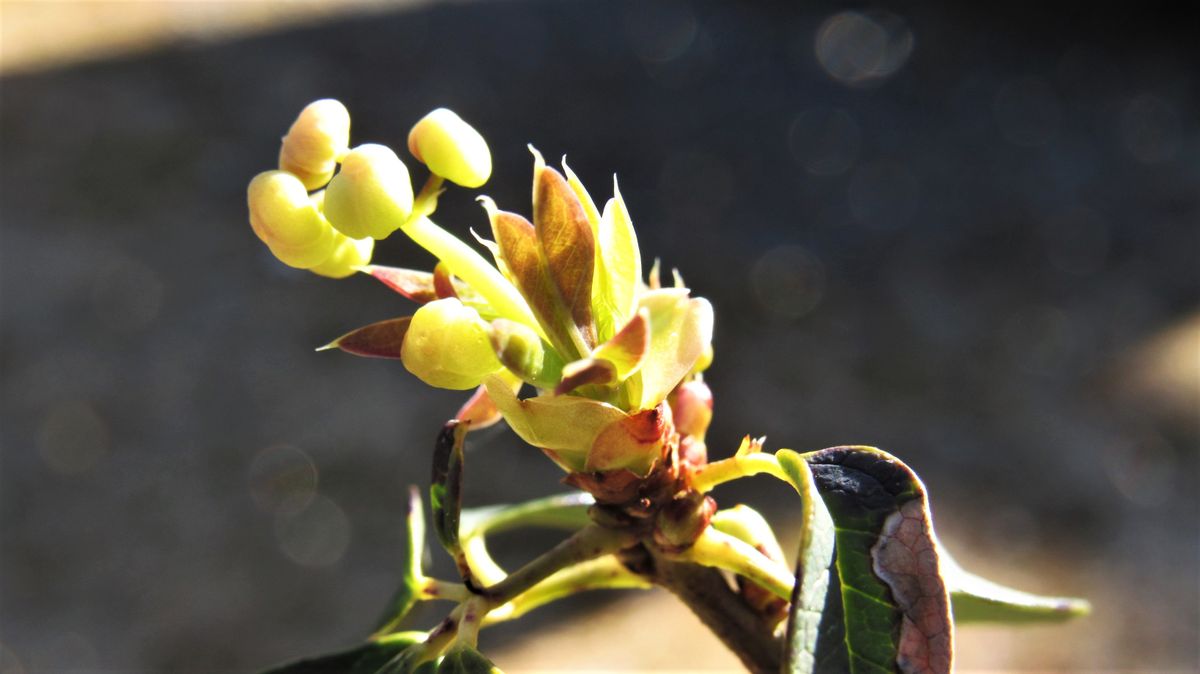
[248,100,1088,673]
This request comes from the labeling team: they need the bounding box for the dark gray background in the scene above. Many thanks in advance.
[2,1,1197,670]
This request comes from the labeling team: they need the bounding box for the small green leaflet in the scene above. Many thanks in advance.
[259,633,425,674]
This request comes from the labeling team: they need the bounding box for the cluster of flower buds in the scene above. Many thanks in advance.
[247,101,491,278]
[254,100,715,490]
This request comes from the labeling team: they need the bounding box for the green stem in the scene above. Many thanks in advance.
[689,452,789,493]
[484,555,650,624]
[666,528,795,601]
[462,492,593,538]
[477,524,636,604]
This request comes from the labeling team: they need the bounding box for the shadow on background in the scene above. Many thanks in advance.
[1,0,1197,671]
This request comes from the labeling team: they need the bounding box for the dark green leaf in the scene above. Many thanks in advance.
[259,633,422,674]
[436,645,501,673]
[802,446,954,674]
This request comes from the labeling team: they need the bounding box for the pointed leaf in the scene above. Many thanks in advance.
[554,358,617,395]
[592,310,649,380]
[320,317,411,359]
[941,549,1090,623]
[533,153,596,348]
[595,179,642,338]
[630,292,714,410]
[797,446,954,674]
[433,262,459,299]
[484,375,626,471]
[259,633,424,674]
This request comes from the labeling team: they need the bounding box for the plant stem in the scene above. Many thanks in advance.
[666,528,795,601]
[477,524,636,604]
[689,452,789,493]
[646,548,783,674]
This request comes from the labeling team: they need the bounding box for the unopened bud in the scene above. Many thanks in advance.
[654,492,717,551]
[408,108,492,188]
[309,232,373,279]
[278,99,350,190]
[401,298,503,390]
[669,379,713,439]
[247,170,336,268]
[323,143,414,240]
[489,319,545,384]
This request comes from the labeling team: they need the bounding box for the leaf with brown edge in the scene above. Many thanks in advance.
[554,358,617,395]
[585,403,670,475]
[532,149,597,348]
[592,309,649,380]
[483,200,579,359]
[318,317,411,359]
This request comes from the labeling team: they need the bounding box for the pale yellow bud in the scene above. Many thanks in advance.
[323,144,414,240]
[278,99,351,190]
[309,232,373,279]
[407,108,492,188]
[401,298,503,390]
[489,318,546,384]
[247,170,336,268]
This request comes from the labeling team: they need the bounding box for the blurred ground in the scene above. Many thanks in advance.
[1,1,1197,672]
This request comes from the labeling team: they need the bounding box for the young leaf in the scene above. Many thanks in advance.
[362,266,441,304]
[483,202,580,360]
[319,317,411,359]
[629,292,713,410]
[591,309,649,380]
[484,375,627,472]
[454,370,521,431]
[797,446,954,674]
[595,179,641,340]
[532,152,597,348]
[775,450,836,674]
[436,644,502,673]
[584,403,669,475]
[259,632,424,674]
[554,358,617,395]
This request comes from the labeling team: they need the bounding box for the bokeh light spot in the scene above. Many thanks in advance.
[750,245,826,321]
[274,494,351,568]
[788,108,861,176]
[248,444,319,515]
[815,11,913,87]
[1120,94,1182,163]
[37,400,110,475]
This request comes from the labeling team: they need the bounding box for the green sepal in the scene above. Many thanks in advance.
[942,550,1090,623]
[258,632,424,674]
[374,487,428,634]
[436,645,502,674]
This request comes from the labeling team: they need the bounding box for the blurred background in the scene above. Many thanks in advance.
[1,1,1197,671]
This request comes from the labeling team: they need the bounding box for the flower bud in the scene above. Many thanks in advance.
[309,232,373,279]
[323,143,414,240]
[489,319,546,385]
[278,99,350,190]
[669,379,713,439]
[408,108,492,188]
[247,170,336,268]
[402,298,503,390]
